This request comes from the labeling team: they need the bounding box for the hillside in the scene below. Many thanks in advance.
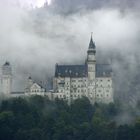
[0,96,140,140]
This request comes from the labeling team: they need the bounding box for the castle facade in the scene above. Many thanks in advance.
[53,36,113,104]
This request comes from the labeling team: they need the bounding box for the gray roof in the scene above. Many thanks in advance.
[55,64,112,78]
[26,77,47,91]
[31,81,47,91]
[96,64,112,77]
[4,62,10,66]
[55,64,87,78]
[89,36,96,49]
[2,62,12,75]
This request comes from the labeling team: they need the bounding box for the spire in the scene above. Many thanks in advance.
[28,76,32,80]
[89,32,96,49]
[2,61,12,75]
[3,61,10,66]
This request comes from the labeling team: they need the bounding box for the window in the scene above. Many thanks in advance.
[63,95,66,99]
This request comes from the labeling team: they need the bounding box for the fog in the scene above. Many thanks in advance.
[0,0,140,111]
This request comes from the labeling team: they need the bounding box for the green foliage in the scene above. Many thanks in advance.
[0,96,139,140]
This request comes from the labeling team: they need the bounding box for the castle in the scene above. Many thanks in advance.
[0,36,114,104]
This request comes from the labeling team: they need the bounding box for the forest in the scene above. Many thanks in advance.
[0,96,140,140]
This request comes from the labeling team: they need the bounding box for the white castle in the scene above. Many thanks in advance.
[0,36,114,104]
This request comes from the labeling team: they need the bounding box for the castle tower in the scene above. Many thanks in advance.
[25,76,33,93]
[87,34,96,81]
[87,34,96,104]
[27,76,33,88]
[1,62,12,96]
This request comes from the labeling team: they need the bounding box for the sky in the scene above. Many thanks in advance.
[17,0,51,8]
[0,0,140,106]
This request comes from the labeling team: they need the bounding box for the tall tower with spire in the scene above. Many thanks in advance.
[87,34,96,81]
[86,34,96,103]
[1,62,12,96]
[54,33,113,104]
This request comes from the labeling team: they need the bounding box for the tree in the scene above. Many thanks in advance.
[0,111,15,140]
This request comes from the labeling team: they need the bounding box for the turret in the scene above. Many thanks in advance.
[25,76,33,93]
[28,76,33,87]
[1,62,12,96]
[87,34,96,80]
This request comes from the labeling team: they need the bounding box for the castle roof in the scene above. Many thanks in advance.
[3,61,10,66]
[26,77,47,91]
[55,64,112,78]
[2,61,12,75]
[35,82,46,90]
[28,76,32,80]
[96,64,112,77]
[55,64,87,78]
[89,35,96,49]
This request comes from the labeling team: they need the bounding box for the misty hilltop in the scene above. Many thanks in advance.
[0,0,140,104]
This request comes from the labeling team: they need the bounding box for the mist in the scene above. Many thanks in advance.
[0,0,140,112]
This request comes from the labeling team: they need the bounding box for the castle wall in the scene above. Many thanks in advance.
[95,77,113,103]
[54,77,113,104]
[1,62,12,96]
